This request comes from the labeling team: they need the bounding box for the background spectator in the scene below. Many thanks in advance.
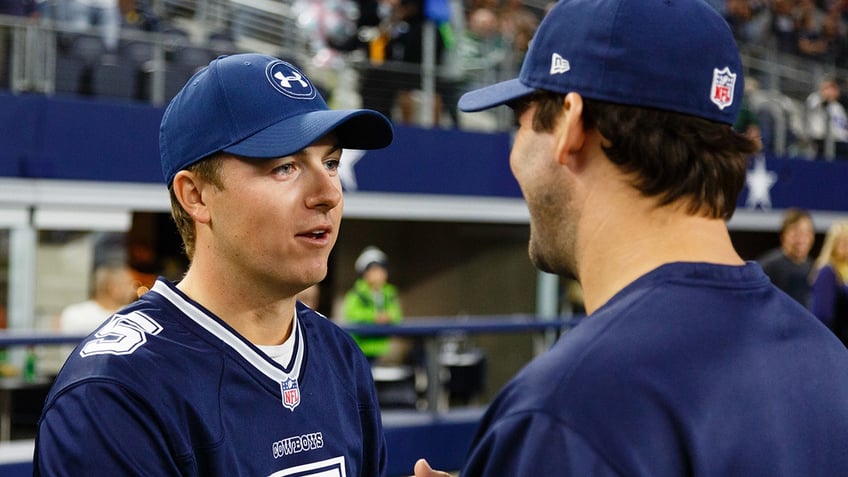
[758,208,816,306]
[55,0,124,51]
[770,0,798,54]
[57,262,137,335]
[343,246,403,363]
[457,7,505,92]
[498,0,539,71]
[796,7,826,58]
[818,12,848,66]
[724,0,769,44]
[810,220,848,344]
[804,76,848,159]
[56,262,138,371]
[360,0,448,125]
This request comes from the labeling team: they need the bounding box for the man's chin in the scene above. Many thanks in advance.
[529,248,577,281]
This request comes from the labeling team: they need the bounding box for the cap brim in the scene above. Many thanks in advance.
[458,78,536,112]
[223,109,393,158]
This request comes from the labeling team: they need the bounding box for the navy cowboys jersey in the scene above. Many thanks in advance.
[35,278,385,476]
[463,262,848,476]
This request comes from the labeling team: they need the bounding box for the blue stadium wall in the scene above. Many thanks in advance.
[1,92,847,476]
[1,92,847,213]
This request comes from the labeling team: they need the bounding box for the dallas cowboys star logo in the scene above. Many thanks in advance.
[339,149,366,191]
[745,155,777,210]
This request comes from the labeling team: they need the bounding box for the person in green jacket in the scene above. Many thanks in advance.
[344,246,403,362]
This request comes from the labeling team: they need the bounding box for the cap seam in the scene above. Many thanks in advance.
[217,59,242,151]
[599,0,625,96]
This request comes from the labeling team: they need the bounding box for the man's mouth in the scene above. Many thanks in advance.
[298,229,329,240]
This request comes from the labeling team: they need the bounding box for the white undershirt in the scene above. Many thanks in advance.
[254,316,298,367]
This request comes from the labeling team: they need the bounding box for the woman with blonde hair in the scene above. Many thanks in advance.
[810,221,848,344]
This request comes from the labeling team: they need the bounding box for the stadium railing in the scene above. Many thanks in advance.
[0,314,579,475]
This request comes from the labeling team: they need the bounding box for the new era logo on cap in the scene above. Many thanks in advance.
[551,53,570,75]
[266,60,317,99]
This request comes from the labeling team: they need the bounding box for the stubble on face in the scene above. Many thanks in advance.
[526,185,579,281]
[511,102,580,281]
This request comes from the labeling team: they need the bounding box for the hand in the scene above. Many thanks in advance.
[412,459,453,477]
[375,311,392,324]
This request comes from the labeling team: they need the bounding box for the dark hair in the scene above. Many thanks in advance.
[525,91,760,220]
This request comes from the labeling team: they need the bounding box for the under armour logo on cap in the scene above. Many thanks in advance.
[266,60,316,100]
[550,53,570,75]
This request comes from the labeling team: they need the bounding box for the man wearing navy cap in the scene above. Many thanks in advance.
[35,54,394,476]
[416,0,848,475]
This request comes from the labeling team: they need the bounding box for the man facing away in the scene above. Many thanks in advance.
[416,0,848,475]
[35,53,394,476]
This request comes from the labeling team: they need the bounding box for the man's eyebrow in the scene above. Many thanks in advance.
[292,142,343,158]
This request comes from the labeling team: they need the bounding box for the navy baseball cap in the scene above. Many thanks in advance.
[160,53,394,185]
[458,0,744,125]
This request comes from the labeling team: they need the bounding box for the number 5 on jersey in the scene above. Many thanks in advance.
[80,311,163,357]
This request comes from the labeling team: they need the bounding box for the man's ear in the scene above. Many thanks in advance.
[554,92,587,171]
[172,170,211,224]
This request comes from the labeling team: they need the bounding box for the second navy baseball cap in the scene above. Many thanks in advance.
[159,53,394,186]
[458,0,744,125]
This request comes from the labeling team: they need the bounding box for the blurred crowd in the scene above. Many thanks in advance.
[292,0,848,142]
[8,0,848,146]
[0,0,163,42]
[715,0,848,159]
[721,0,848,67]
[294,0,546,128]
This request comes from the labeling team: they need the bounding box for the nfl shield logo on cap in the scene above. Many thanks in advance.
[281,378,301,411]
[710,67,737,111]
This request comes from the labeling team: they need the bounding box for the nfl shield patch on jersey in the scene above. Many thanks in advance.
[281,378,301,411]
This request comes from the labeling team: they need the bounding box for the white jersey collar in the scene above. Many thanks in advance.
[151,280,305,384]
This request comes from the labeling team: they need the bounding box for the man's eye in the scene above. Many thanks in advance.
[274,163,294,175]
[325,159,340,171]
